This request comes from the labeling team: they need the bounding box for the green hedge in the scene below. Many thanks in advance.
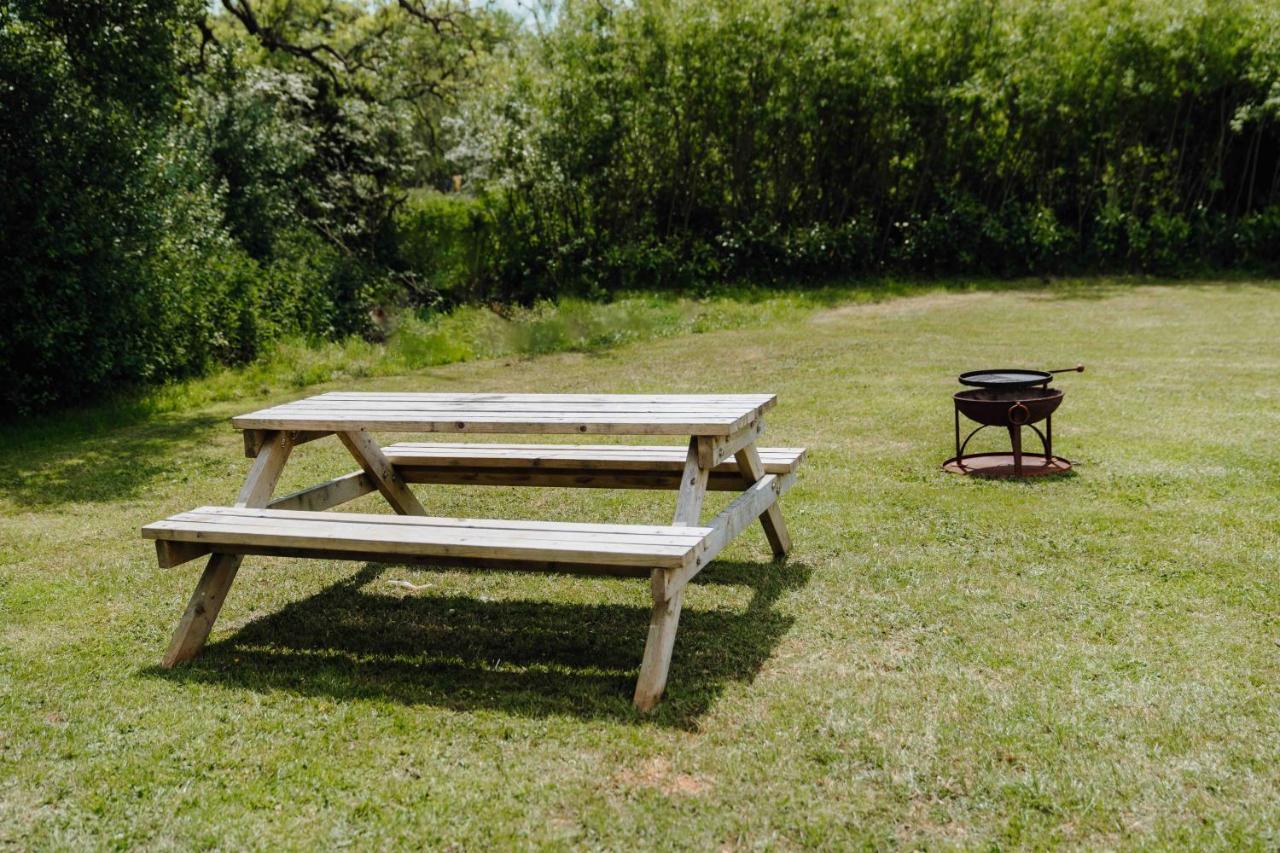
[7,0,1280,414]
[454,0,1280,296]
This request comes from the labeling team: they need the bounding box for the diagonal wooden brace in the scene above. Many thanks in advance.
[654,470,796,602]
[337,429,427,516]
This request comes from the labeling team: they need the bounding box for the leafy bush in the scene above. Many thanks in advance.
[452,0,1280,296]
[0,1,467,413]
[394,190,497,303]
[0,0,215,412]
[6,0,1280,414]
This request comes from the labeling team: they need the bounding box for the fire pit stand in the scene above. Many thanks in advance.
[942,407,1071,477]
[941,366,1081,478]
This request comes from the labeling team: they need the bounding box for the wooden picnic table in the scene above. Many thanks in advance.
[143,392,804,710]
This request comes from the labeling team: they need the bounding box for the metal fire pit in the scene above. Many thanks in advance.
[942,365,1082,477]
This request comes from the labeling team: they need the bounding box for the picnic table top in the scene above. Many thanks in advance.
[231,391,777,436]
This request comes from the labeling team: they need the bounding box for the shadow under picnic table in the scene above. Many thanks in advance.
[144,559,810,728]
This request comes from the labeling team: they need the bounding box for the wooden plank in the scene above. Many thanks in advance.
[397,466,757,491]
[233,410,758,436]
[154,540,209,569]
[146,510,706,550]
[158,504,711,538]
[161,430,292,668]
[672,437,712,526]
[240,413,757,426]
[267,471,375,511]
[143,518,700,569]
[338,430,427,516]
[146,524,695,567]
[202,545,654,579]
[657,471,797,600]
[697,418,765,469]
[314,392,776,405]
[633,583,683,712]
[243,429,330,458]
[242,408,758,419]
[278,399,766,413]
[700,472,792,562]
[736,444,792,558]
[235,414,742,435]
[235,431,295,508]
[382,442,805,473]
[232,393,779,436]
[633,430,716,707]
[161,554,241,668]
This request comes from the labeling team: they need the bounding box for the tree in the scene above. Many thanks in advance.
[0,0,202,411]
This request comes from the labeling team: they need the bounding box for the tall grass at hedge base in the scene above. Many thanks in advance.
[134,290,844,418]
[443,0,1280,298]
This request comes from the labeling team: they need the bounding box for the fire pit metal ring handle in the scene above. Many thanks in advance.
[1007,401,1031,425]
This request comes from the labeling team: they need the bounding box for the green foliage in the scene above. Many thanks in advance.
[454,0,1280,296]
[0,0,217,412]
[0,1,497,414]
[394,190,497,303]
[6,0,1280,413]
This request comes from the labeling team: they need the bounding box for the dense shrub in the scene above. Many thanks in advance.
[394,190,497,304]
[6,0,1280,413]
[0,1,479,413]
[0,0,230,412]
[451,0,1280,296]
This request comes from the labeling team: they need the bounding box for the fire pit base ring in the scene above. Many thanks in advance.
[942,452,1072,478]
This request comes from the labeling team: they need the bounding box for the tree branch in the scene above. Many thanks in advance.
[395,0,464,36]
[220,0,347,90]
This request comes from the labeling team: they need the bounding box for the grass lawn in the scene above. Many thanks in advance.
[3,281,1279,848]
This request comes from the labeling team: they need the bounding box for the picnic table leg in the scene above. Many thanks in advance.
[338,429,427,516]
[734,443,792,558]
[672,436,711,526]
[634,437,710,711]
[634,581,684,712]
[161,431,293,667]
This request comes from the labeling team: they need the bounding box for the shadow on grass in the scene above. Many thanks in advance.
[0,411,225,508]
[952,468,1080,486]
[144,559,811,729]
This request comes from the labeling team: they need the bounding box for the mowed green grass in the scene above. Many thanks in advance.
[3,282,1279,848]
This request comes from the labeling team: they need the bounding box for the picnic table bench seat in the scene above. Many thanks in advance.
[143,506,713,576]
[384,442,804,490]
[146,449,794,582]
[263,442,805,510]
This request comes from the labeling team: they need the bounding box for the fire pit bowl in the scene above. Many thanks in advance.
[953,386,1063,428]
